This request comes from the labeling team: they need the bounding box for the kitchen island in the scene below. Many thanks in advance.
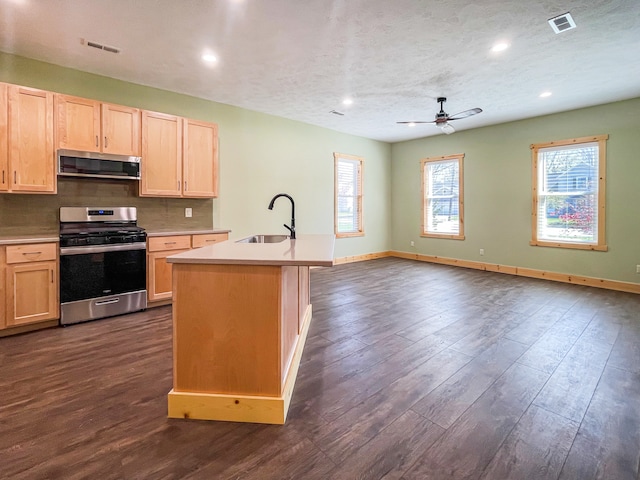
[166,234,334,424]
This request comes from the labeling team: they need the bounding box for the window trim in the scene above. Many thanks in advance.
[334,152,364,238]
[421,153,465,240]
[530,134,608,251]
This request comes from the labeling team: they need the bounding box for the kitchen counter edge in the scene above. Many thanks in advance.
[166,233,335,267]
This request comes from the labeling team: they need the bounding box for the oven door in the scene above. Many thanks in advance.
[60,243,147,325]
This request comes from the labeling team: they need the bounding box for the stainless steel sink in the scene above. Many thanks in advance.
[236,234,290,244]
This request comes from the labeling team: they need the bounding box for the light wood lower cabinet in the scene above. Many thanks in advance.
[4,243,59,328]
[146,233,229,302]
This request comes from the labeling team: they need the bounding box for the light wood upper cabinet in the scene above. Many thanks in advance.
[55,95,101,151]
[140,111,182,196]
[183,119,219,198]
[5,243,58,327]
[0,83,8,191]
[140,112,218,198]
[54,94,140,156]
[102,103,140,156]
[7,85,56,193]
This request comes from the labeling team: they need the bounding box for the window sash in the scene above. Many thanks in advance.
[334,153,363,236]
[531,135,608,250]
[421,155,464,239]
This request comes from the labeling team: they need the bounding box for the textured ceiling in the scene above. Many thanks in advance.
[1,0,639,142]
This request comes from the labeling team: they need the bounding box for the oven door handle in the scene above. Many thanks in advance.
[60,243,147,256]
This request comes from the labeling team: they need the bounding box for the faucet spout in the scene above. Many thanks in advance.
[268,193,296,239]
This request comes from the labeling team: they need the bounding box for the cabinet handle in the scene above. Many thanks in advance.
[104,136,108,148]
[23,251,42,256]
[96,135,99,147]
[164,242,176,245]
[1,170,4,183]
[184,181,187,191]
[177,180,180,190]
[51,269,54,283]
[14,171,17,183]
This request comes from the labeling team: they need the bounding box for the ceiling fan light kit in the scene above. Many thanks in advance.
[397,96,482,135]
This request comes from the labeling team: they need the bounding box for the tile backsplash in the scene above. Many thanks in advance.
[0,178,213,235]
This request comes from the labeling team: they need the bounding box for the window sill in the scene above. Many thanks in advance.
[530,240,608,251]
[421,233,465,241]
[336,232,364,239]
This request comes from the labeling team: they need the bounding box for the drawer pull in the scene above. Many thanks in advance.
[164,242,176,245]
[94,298,120,306]
[23,251,42,256]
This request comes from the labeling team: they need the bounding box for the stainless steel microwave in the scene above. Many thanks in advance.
[57,149,141,180]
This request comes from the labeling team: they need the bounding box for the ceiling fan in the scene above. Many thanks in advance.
[397,97,482,134]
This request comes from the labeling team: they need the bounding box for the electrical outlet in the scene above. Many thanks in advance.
[410,240,415,247]
[636,265,640,274]
[185,207,193,218]
[479,248,485,256]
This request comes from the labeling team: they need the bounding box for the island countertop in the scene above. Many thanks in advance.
[166,233,335,267]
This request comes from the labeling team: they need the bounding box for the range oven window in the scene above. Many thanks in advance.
[60,249,146,304]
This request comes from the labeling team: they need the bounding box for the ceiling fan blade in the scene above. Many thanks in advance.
[397,121,435,124]
[447,108,482,120]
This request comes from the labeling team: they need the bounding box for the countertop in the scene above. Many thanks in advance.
[146,229,231,237]
[166,234,335,267]
[0,235,59,245]
[0,229,230,245]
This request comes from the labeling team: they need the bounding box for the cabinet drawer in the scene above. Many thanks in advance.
[148,235,192,252]
[191,233,228,248]
[6,243,57,264]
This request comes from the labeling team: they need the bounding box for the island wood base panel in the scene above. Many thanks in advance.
[168,304,312,424]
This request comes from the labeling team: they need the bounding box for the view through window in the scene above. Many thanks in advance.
[421,154,464,239]
[531,135,608,250]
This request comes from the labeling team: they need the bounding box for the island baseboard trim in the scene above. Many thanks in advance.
[167,304,314,424]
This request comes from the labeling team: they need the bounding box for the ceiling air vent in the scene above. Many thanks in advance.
[81,38,121,54]
[548,12,576,34]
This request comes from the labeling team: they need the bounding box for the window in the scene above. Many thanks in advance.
[334,152,363,237]
[421,154,464,239]
[531,135,608,250]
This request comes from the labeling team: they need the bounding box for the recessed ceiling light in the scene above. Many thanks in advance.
[201,52,218,64]
[342,98,353,106]
[539,91,552,98]
[491,42,510,53]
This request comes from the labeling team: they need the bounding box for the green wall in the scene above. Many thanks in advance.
[0,52,391,258]
[391,98,640,284]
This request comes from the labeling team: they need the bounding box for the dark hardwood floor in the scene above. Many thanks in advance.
[2,257,640,479]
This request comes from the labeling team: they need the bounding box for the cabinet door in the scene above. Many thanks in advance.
[140,111,182,197]
[183,119,218,198]
[0,247,5,330]
[0,83,7,191]
[102,103,140,156]
[7,85,55,193]
[6,260,58,326]
[147,249,188,301]
[54,94,101,152]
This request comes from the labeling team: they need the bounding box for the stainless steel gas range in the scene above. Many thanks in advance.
[59,207,147,325]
